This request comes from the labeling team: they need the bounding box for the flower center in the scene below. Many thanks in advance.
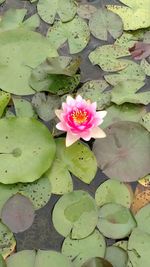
[71,109,88,124]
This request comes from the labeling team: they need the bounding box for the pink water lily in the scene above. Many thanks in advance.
[55,95,107,147]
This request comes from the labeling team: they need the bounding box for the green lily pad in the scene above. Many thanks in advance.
[56,138,97,184]
[82,258,113,267]
[46,159,73,195]
[0,254,6,267]
[115,32,136,51]
[89,45,130,72]
[95,179,133,208]
[0,0,5,4]
[105,61,145,86]
[32,93,61,121]
[47,16,90,54]
[140,113,150,132]
[0,28,57,95]
[77,80,111,110]
[0,91,10,118]
[107,0,150,30]
[89,8,123,41]
[0,221,16,259]
[105,246,128,267]
[52,190,98,239]
[135,204,150,234]
[97,203,136,239]
[113,241,128,251]
[77,4,97,20]
[111,80,150,105]
[62,230,106,267]
[128,228,150,267]
[0,184,18,217]
[101,103,147,129]
[13,97,37,118]
[0,117,56,184]
[141,59,150,76]
[35,250,73,267]
[6,250,36,267]
[37,0,76,24]
[93,121,150,182]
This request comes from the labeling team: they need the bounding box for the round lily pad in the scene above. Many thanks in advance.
[0,117,56,184]
[62,230,106,267]
[135,203,150,234]
[0,183,18,217]
[0,254,6,267]
[82,257,113,267]
[97,203,136,239]
[52,190,98,239]
[105,246,128,267]
[0,221,16,259]
[95,179,133,208]
[93,122,150,182]
[131,185,150,214]
[35,250,73,267]
[6,250,36,267]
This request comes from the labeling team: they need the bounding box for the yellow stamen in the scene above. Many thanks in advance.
[72,109,88,124]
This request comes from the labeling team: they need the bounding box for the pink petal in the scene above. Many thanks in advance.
[56,122,67,131]
[91,127,106,138]
[97,111,107,119]
[66,95,75,106]
[66,132,79,147]
[76,95,83,102]
[80,131,91,141]
[55,109,62,120]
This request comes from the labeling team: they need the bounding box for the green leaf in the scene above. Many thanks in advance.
[35,250,73,267]
[93,122,150,182]
[141,59,150,76]
[0,254,6,267]
[62,230,106,267]
[37,0,76,24]
[6,250,36,267]
[47,16,90,54]
[97,203,136,239]
[0,117,56,184]
[0,221,16,259]
[140,112,150,132]
[105,246,128,267]
[89,44,130,72]
[81,258,113,267]
[32,93,61,121]
[22,14,40,30]
[77,4,97,20]
[77,80,111,110]
[95,179,133,208]
[13,97,37,118]
[0,184,18,217]
[0,91,10,117]
[52,190,98,239]
[107,0,150,30]
[46,159,73,195]
[135,203,150,234]
[0,29,57,95]
[113,241,128,251]
[56,138,97,184]
[89,8,123,41]
[0,0,5,4]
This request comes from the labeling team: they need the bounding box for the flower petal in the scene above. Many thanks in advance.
[76,95,83,102]
[96,111,107,119]
[55,109,62,120]
[56,122,67,131]
[66,132,79,147]
[66,95,75,106]
[91,127,106,138]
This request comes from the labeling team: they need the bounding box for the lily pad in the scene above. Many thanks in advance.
[93,121,150,182]
[89,44,130,72]
[89,8,123,41]
[111,80,150,105]
[47,16,90,54]
[131,185,150,214]
[140,113,150,132]
[6,250,36,267]
[141,59,150,76]
[0,254,6,267]
[105,246,128,267]
[97,203,136,239]
[35,250,73,267]
[37,0,76,24]
[52,190,98,239]
[0,91,10,118]
[62,230,106,267]
[0,184,18,217]
[113,241,128,251]
[0,0,5,4]
[56,138,97,184]
[95,179,133,208]
[0,221,16,259]
[0,117,56,184]
[13,97,37,118]
[77,80,111,110]
[82,258,113,267]
[0,28,57,95]
[46,159,73,195]
[1,194,35,233]
[135,204,150,234]
[77,4,97,20]
[107,0,150,30]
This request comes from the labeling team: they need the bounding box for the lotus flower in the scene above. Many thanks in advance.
[55,95,107,147]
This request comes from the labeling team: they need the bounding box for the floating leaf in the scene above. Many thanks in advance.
[131,184,150,214]
[93,122,150,182]
[0,254,6,267]
[135,203,150,234]
[107,0,150,30]
[37,0,76,24]
[141,59,150,76]
[32,93,61,121]
[97,203,136,239]
[129,42,150,60]
[101,103,146,129]
[113,241,128,251]
[0,91,10,118]
[0,221,16,259]
[140,113,150,132]
[0,29,57,95]
[77,80,111,110]
[115,32,136,51]
[0,184,18,217]
[111,80,150,105]
[0,117,56,184]
[82,258,113,267]
[0,0,5,4]
[35,250,73,267]
[89,8,123,41]
[6,250,36,267]
[105,246,128,267]
[138,175,150,187]
[13,97,37,118]
[47,16,90,54]
[56,138,97,184]
[52,190,98,239]
[62,230,106,267]
[77,4,97,20]
[1,194,35,233]
[95,179,133,208]
[89,45,129,72]
[46,159,73,195]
